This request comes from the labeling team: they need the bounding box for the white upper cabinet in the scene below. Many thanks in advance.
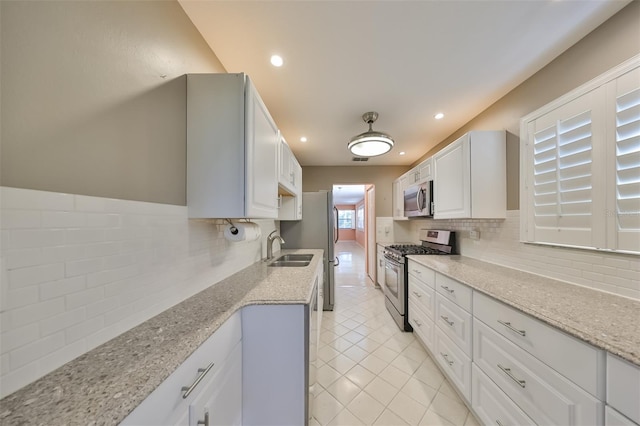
[433,130,506,219]
[187,73,279,219]
[278,134,303,220]
[408,158,433,185]
[392,175,409,220]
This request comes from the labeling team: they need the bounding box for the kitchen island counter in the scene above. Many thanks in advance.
[406,254,640,366]
[0,249,324,425]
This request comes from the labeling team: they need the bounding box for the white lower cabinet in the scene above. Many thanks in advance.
[121,312,242,426]
[606,406,639,426]
[409,299,435,349]
[607,354,640,425]
[435,326,472,401]
[472,364,536,426]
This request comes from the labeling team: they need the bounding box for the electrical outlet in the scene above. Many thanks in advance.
[469,230,480,240]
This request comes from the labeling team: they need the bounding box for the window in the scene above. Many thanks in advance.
[520,58,639,254]
[338,210,355,229]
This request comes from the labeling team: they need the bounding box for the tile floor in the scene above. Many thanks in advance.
[311,241,480,426]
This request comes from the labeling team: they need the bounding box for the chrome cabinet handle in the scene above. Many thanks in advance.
[496,421,504,426]
[181,362,214,399]
[440,285,454,294]
[440,315,454,326]
[498,364,526,388]
[498,320,526,336]
[415,320,422,327]
[412,291,422,298]
[440,352,454,366]
[197,412,210,426]
[412,268,422,275]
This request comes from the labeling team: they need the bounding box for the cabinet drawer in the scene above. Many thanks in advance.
[122,312,242,426]
[435,294,472,356]
[436,273,472,312]
[190,341,243,426]
[472,364,536,426]
[474,291,605,398]
[409,299,435,350]
[409,277,435,320]
[607,354,640,424]
[606,406,639,426]
[435,327,472,401]
[408,260,435,288]
[473,319,603,426]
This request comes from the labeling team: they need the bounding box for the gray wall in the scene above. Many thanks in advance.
[302,166,410,217]
[411,0,640,210]
[0,1,226,205]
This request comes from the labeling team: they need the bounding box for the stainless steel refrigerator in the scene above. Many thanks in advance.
[280,191,336,311]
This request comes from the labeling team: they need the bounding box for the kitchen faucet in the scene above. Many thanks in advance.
[267,230,285,260]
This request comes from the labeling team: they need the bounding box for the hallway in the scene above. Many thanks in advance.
[312,241,478,426]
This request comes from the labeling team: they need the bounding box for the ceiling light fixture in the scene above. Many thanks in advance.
[434,112,444,120]
[270,55,284,67]
[399,151,406,156]
[300,136,308,143]
[348,112,394,157]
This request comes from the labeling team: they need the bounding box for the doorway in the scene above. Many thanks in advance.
[333,184,376,288]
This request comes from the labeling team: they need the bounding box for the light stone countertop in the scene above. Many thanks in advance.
[0,249,324,426]
[406,255,640,366]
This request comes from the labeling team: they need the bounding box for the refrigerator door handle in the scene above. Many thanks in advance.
[334,256,340,266]
[333,206,339,244]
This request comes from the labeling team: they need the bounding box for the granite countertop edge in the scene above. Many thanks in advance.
[406,254,640,367]
[0,249,324,425]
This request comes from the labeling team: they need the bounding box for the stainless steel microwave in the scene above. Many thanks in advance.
[404,180,433,218]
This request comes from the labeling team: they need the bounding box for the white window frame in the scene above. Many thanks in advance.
[520,54,640,254]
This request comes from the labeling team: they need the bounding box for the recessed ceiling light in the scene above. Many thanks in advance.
[270,55,284,67]
[434,112,444,120]
[399,151,406,156]
[300,136,308,143]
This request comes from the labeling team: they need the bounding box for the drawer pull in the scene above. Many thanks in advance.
[497,320,526,337]
[412,291,422,298]
[181,362,215,399]
[496,421,505,426]
[415,319,422,327]
[197,412,210,426]
[498,364,526,388]
[440,315,454,326]
[440,352,454,366]
[440,285,455,294]
[412,269,422,275]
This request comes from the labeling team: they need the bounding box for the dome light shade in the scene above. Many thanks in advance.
[348,112,394,157]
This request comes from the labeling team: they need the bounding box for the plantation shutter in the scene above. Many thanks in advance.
[528,89,605,248]
[612,68,640,252]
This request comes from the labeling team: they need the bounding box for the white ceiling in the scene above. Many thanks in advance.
[333,185,365,205]
[179,0,629,167]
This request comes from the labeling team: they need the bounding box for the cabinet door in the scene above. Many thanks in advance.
[416,158,433,184]
[376,246,385,287]
[392,178,407,220]
[433,135,470,218]
[245,78,279,218]
[190,343,243,426]
[278,136,296,194]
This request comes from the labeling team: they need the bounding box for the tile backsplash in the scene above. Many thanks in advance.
[0,186,276,397]
[404,211,639,300]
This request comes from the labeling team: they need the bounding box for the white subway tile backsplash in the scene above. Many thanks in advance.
[8,263,65,289]
[0,324,40,353]
[3,287,39,310]
[0,210,41,229]
[40,308,86,337]
[40,277,85,303]
[86,213,120,228]
[9,298,66,329]
[65,228,106,244]
[65,316,104,344]
[41,211,87,228]
[5,248,45,269]
[65,287,104,310]
[38,339,86,379]
[0,361,41,398]
[10,332,65,370]
[65,257,104,278]
[9,229,66,249]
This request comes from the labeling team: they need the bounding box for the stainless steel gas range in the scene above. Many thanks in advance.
[382,230,456,331]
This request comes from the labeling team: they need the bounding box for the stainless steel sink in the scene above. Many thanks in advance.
[276,254,314,262]
[268,254,313,267]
